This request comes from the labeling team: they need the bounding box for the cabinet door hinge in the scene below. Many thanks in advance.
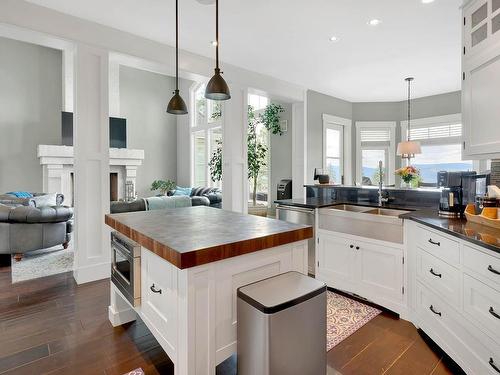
[402,286,405,295]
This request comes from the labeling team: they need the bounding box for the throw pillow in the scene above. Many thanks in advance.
[29,193,58,208]
[6,191,33,198]
[173,186,192,196]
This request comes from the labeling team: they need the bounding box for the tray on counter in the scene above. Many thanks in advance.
[464,204,500,229]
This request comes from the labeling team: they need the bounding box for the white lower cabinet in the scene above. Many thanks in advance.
[317,230,405,314]
[407,221,500,375]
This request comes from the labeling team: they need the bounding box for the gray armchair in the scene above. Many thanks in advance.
[0,193,73,261]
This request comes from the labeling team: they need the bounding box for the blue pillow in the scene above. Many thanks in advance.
[7,191,33,198]
[173,186,192,196]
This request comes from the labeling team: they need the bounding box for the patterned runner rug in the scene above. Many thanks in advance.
[327,290,382,351]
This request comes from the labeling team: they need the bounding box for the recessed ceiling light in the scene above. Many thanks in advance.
[367,19,382,26]
[210,40,218,46]
[421,0,435,3]
[329,36,339,42]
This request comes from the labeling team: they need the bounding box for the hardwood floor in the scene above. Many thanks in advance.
[0,259,460,374]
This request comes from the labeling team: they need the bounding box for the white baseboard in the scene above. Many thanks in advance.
[108,305,136,327]
[73,261,110,284]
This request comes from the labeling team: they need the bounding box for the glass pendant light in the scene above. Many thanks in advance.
[167,0,188,115]
[397,77,421,160]
[205,0,231,101]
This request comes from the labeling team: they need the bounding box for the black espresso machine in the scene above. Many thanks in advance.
[437,171,489,217]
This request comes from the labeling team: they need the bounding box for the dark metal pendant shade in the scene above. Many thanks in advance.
[205,0,231,101]
[167,0,188,115]
[205,68,231,100]
[167,89,188,114]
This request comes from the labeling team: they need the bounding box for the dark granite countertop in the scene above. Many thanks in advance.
[402,209,500,254]
[105,206,313,269]
[274,198,422,211]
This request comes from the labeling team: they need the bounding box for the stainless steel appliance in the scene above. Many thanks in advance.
[237,272,327,375]
[439,187,463,217]
[111,231,141,307]
[276,205,315,275]
[277,179,292,200]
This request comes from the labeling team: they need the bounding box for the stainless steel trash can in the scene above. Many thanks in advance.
[237,271,327,375]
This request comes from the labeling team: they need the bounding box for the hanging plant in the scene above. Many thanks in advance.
[259,103,284,135]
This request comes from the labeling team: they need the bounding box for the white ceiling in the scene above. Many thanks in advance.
[26,0,462,102]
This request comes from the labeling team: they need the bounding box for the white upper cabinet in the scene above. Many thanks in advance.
[462,0,500,159]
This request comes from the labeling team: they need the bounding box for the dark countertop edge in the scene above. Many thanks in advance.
[274,199,422,212]
[401,213,500,255]
[304,184,441,193]
[105,213,314,269]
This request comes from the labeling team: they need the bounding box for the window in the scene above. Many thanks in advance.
[401,114,472,185]
[248,94,271,207]
[356,122,396,185]
[191,83,223,187]
[324,125,343,183]
[322,114,352,185]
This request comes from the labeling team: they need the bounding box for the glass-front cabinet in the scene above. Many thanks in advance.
[462,0,500,159]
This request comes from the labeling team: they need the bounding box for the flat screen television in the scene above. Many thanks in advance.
[60,113,127,148]
[109,117,127,148]
[62,111,73,146]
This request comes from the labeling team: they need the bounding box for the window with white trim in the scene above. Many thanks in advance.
[356,122,396,185]
[401,114,473,185]
[191,83,223,188]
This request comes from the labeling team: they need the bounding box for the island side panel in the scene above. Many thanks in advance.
[133,240,307,375]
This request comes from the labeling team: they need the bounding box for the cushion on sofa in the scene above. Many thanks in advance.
[191,196,211,207]
[0,204,13,222]
[173,186,192,196]
[146,196,192,210]
[8,206,73,224]
[29,193,58,208]
[110,199,147,214]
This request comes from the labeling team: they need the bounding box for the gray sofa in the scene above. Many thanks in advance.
[0,193,73,261]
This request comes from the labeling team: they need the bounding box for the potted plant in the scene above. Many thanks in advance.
[395,166,420,188]
[150,179,176,196]
[208,103,285,215]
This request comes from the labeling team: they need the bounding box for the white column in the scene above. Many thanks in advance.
[42,164,63,195]
[109,60,120,117]
[292,101,306,199]
[73,43,111,284]
[62,48,74,113]
[222,86,248,213]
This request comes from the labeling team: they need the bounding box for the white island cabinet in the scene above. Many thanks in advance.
[462,0,500,159]
[105,207,311,375]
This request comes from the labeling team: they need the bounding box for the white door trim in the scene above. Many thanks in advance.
[322,114,352,185]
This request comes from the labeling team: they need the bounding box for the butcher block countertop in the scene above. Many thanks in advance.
[105,206,313,269]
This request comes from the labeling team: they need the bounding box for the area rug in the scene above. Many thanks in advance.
[326,290,381,351]
[11,242,74,283]
[123,369,145,375]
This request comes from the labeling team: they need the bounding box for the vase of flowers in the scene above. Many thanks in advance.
[395,165,420,188]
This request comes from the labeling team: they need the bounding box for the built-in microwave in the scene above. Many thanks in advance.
[111,231,141,307]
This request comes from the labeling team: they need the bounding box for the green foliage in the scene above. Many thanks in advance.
[209,139,223,182]
[248,105,269,206]
[150,179,176,195]
[259,103,284,135]
[210,102,222,121]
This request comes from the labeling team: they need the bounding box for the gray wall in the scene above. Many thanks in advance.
[270,102,293,206]
[120,66,178,197]
[306,90,352,183]
[306,89,461,184]
[0,37,62,193]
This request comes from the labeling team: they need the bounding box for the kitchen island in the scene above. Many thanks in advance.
[105,206,312,375]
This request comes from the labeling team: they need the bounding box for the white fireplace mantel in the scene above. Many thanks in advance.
[38,145,145,205]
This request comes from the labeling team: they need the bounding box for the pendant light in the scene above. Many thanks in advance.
[397,77,421,160]
[167,0,188,115]
[205,0,231,101]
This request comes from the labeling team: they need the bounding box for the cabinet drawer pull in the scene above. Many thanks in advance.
[429,268,442,278]
[429,305,442,316]
[355,246,360,250]
[428,239,441,246]
[490,307,500,320]
[350,244,354,249]
[488,265,500,275]
[150,284,162,294]
[490,358,500,373]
